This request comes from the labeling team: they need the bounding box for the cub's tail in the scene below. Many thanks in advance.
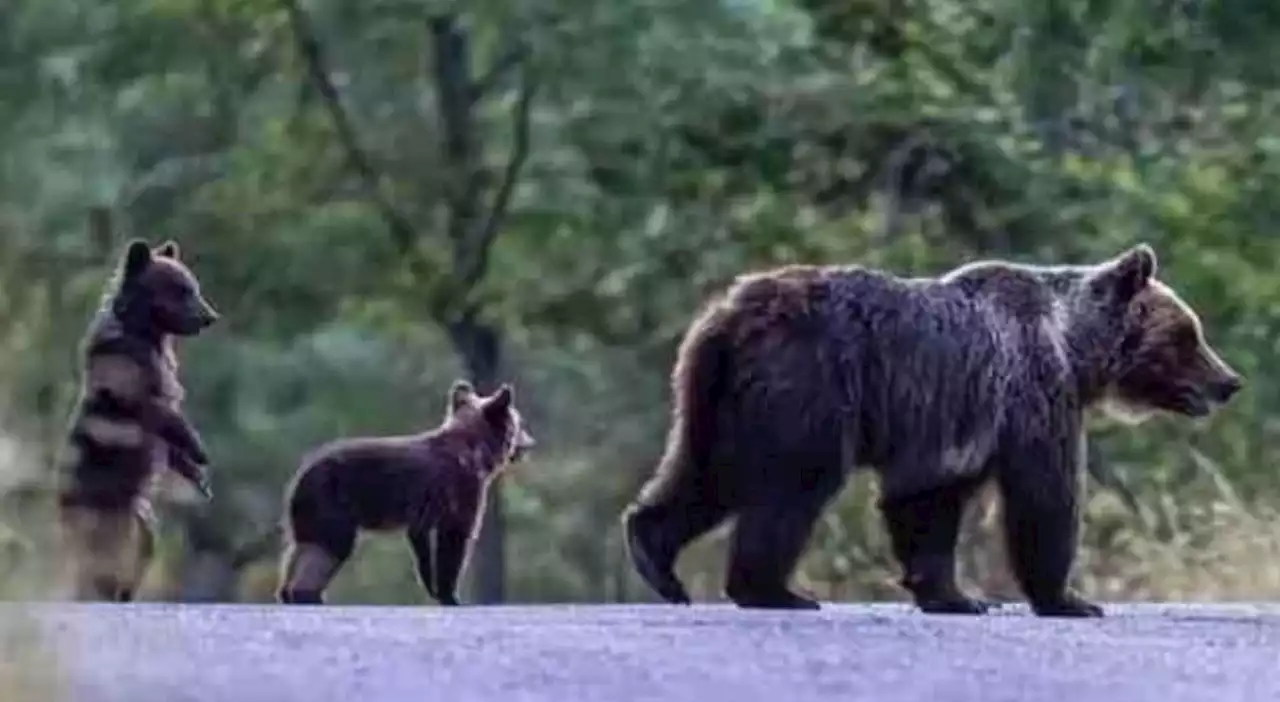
[621,296,734,605]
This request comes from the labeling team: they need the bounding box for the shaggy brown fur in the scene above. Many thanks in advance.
[623,244,1242,617]
[56,240,219,602]
[277,380,536,606]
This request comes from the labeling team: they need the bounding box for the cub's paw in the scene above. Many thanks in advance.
[278,589,324,605]
[181,443,209,466]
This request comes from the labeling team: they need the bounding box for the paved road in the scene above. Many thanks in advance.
[9,602,1280,702]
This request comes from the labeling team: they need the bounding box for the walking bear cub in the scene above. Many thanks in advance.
[277,380,536,606]
[58,239,219,602]
[623,243,1242,617]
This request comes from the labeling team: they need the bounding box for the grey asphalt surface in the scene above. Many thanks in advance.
[14,602,1280,702]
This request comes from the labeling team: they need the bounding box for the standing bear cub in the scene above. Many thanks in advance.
[623,243,1241,617]
[277,380,536,606]
[58,239,219,602]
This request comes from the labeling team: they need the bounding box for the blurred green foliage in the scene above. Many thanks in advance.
[2,0,1279,605]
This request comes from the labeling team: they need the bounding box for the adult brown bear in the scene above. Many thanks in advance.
[623,244,1241,617]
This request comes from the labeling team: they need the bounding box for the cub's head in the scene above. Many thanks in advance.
[112,239,219,337]
[446,379,536,463]
[1084,243,1242,424]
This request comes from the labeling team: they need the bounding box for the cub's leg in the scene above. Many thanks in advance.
[145,403,209,466]
[407,527,438,602]
[433,521,475,607]
[61,507,135,602]
[167,446,212,499]
[995,432,1102,618]
[118,506,158,602]
[278,490,357,605]
[277,542,351,605]
[879,476,993,615]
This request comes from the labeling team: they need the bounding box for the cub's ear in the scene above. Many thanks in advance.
[155,240,181,259]
[121,239,152,283]
[483,383,513,419]
[448,379,476,414]
[1095,242,1156,302]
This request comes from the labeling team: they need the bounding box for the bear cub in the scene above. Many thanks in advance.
[57,239,219,602]
[277,380,536,606]
[622,243,1242,617]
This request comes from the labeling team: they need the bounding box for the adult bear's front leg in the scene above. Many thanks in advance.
[994,428,1102,618]
[880,476,995,615]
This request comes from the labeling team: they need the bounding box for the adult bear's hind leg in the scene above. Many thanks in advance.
[723,363,846,611]
[623,496,730,605]
[725,486,833,611]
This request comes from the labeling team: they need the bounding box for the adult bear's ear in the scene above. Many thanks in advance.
[1093,242,1156,303]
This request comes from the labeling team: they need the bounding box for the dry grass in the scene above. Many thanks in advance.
[0,432,71,702]
[0,519,68,702]
[1079,496,1280,602]
[0,609,65,702]
[955,491,1280,603]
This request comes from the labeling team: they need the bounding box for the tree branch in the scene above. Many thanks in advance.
[283,0,419,254]
[471,42,528,104]
[459,67,537,289]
